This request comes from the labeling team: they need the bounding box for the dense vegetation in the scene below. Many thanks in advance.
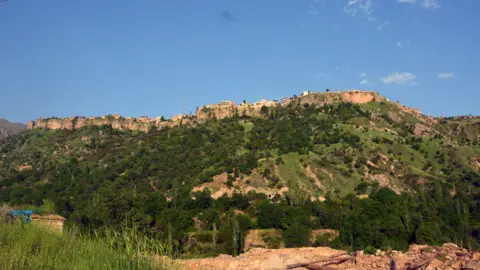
[0,100,479,256]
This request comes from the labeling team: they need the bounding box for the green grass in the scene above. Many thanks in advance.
[277,153,308,189]
[239,120,254,132]
[0,221,174,270]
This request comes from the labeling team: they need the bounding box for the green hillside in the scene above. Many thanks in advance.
[1,97,479,255]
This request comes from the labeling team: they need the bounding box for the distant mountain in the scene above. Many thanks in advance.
[0,118,27,140]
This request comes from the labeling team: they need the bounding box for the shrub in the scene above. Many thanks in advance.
[364,245,376,255]
[261,232,283,249]
[283,224,311,248]
[313,233,336,247]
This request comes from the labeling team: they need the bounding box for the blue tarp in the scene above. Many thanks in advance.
[8,210,33,223]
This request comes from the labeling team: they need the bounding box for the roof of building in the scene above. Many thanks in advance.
[31,214,66,221]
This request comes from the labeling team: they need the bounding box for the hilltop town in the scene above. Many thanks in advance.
[27,89,407,132]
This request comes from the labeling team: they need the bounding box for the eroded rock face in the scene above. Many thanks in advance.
[28,116,191,133]
[413,123,434,136]
[340,90,385,103]
[292,90,386,107]
[27,91,425,134]
[196,103,274,121]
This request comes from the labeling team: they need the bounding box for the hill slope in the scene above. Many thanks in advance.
[2,92,478,199]
[0,91,479,254]
[0,118,26,140]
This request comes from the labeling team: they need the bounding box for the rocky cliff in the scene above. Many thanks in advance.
[196,90,388,121]
[27,90,417,132]
[291,90,386,107]
[195,102,279,121]
[28,115,192,132]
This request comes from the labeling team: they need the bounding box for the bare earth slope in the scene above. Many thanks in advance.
[178,243,480,270]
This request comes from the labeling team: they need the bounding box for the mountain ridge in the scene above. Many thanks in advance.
[26,90,420,132]
[0,118,27,140]
[3,91,478,200]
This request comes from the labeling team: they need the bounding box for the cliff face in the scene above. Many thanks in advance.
[28,116,191,132]
[196,103,279,121]
[292,90,386,107]
[196,91,386,121]
[27,90,413,132]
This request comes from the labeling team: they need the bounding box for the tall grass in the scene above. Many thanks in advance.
[0,220,176,270]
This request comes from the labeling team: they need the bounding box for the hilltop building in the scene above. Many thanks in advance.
[301,90,311,96]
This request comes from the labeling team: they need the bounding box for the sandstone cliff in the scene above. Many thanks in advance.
[28,115,192,132]
[27,90,421,132]
[289,90,387,107]
[196,103,271,121]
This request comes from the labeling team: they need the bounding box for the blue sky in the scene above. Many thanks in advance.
[0,0,478,123]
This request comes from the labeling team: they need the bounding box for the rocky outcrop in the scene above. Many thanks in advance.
[291,90,386,107]
[413,123,434,136]
[28,115,192,133]
[341,90,386,103]
[192,172,289,200]
[196,102,278,121]
[177,243,480,270]
[27,90,422,133]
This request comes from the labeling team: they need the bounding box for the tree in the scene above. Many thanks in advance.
[283,223,311,247]
[355,182,369,195]
[260,106,269,116]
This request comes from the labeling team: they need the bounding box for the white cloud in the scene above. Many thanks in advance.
[437,72,453,79]
[422,0,440,9]
[397,0,440,9]
[377,20,390,32]
[381,72,417,85]
[360,79,369,85]
[343,0,393,32]
[343,0,373,17]
[358,72,367,77]
[396,42,402,48]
